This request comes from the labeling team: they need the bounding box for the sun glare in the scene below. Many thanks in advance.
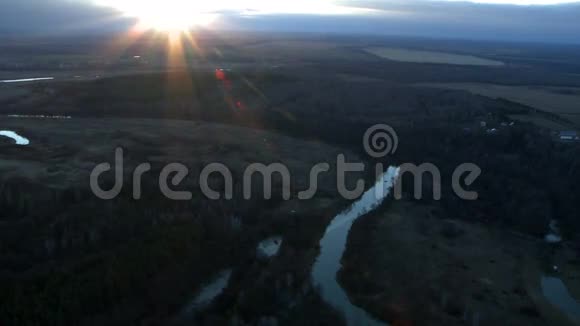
[97,0,368,31]
[98,0,219,31]
[97,0,580,31]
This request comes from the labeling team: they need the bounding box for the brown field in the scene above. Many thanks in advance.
[507,114,571,131]
[365,47,505,66]
[418,83,580,115]
[0,117,362,194]
[418,82,580,128]
[341,200,579,326]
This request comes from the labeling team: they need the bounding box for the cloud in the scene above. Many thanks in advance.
[0,0,578,43]
[0,0,134,35]
[329,0,580,42]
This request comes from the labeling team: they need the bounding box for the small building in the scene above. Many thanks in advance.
[559,131,580,142]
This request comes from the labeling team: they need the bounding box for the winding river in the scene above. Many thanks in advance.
[0,130,30,145]
[312,166,400,326]
[542,276,580,323]
[0,77,54,83]
[180,269,232,316]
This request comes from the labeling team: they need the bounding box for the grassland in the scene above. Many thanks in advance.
[0,117,361,193]
[341,200,579,326]
[364,47,505,66]
[418,83,580,115]
[418,82,580,129]
[507,114,571,131]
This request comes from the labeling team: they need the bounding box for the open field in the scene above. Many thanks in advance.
[0,117,361,193]
[341,200,579,326]
[418,83,580,120]
[418,83,580,114]
[364,47,505,66]
[507,114,572,131]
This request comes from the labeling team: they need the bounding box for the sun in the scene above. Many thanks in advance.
[97,0,367,31]
[98,0,218,31]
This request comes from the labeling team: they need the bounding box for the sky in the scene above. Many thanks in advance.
[0,0,579,43]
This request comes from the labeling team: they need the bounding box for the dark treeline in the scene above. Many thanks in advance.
[3,70,579,239]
